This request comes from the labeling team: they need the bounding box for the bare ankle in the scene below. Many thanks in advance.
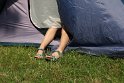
[56,49,63,53]
[37,48,45,54]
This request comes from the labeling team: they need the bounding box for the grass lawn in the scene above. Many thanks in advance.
[0,46,124,83]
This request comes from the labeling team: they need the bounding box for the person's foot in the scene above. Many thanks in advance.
[45,50,63,61]
[35,48,45,59]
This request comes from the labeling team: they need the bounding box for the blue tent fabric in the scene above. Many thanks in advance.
[57,0,124,57]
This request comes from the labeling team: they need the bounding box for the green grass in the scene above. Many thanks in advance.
[0,46,124,83]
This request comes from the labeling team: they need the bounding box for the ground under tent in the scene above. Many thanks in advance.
[1,0,124,57]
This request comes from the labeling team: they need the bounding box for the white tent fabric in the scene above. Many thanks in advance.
[30,0,60,28]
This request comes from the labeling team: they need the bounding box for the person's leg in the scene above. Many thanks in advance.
[46,27,70,59]
[35,26,58,58]
[55,28,70,52]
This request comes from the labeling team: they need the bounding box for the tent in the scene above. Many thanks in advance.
[0,0,59,47]
[57,0,124,57]
[0,0,6,13]
[1,0,124,57]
